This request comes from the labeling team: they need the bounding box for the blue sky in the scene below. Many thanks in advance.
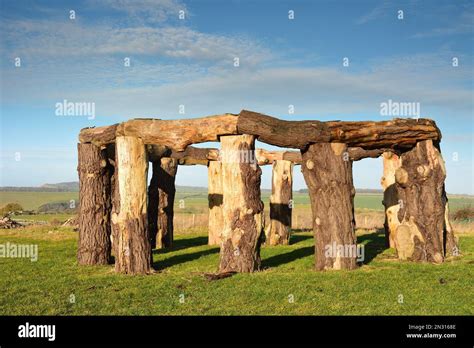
[0,0,473,193]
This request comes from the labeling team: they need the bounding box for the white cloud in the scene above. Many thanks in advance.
[90,0,187,24]
[412,10,474,38]
[355,1,392,25]
[1,18,270,65]
[64,59,471,121]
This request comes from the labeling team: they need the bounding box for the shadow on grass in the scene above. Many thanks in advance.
[357,228,387,264]
[153,247,219,271]
[152,236,208,255]
[262,246,313,268]
[289,231,313,245]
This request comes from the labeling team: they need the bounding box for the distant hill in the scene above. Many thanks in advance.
[298,188,383,194]
[0,182,79,192]
[0,182,470,197]
[41,182,79,191]
[0,182,210,193]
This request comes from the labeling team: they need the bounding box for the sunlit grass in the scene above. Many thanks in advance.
[0,226,472,315]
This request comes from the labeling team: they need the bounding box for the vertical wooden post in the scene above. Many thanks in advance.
[219,135,264,273]
[394,140,458,262]
[443,193,459,257]
[112,136,151,274]
[77,143,112,265]
[266,160,293,245]
[158,157,177,248]
[301,143,358,271]
[208,160,224,245]
[148,162,159,249]
[148,157,177,249]
[380,151,401,248]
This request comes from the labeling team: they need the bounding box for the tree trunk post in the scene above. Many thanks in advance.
[266,160,293,245]
[443,192,459,257]
[380,151,402,248]
[394,140,458,263]
[112,136,152,274]
[147,162,159,249]
[156,158,178,248]
[208,160,224,245]
[219,134,264,273]
[301,143,358,271]
[77,143,112,265]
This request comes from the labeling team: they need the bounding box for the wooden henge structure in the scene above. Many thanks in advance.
[77,110,458,274]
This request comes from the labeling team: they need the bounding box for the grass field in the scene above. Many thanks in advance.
[0,226,473,315]
[2,190,473,212]
[0,190,473,315]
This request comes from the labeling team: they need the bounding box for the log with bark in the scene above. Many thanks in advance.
[238,110,441,150]
[79,110,441,152]
[207,161,224,245]
[393,140,458,262]
[77,143,112,265]
[148,145,383,167]
[380,151,402,248]
[148,157,178,249]
[266,160,293,245]
[219,135,264,273]
[208,160,224,245]
[112,136,152,274]
[116,114,238,151]
[301,143,358,270]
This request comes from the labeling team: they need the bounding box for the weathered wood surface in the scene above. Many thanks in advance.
[208,161,224,245]
[266,160,293,245]
[393,140,457,262]
[255,149,301,165]
[443,194,459,257]
[381,151,402,248]
[238,110,440,150]
[156,158,178,248]
[172,147,219,166]
[149,146,384,166]
[301,143,358,270]
[117,114,238,151]
[112,136,152,274]
[79,124,118,146]
[79,110,441,152]
[77,143,112,265]
[219,135,264,273]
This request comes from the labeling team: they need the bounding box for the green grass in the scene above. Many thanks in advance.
[2,191,472,213]
[175,191,473,213]
[13,213,75,223]
[0,192,78,211]
[0,226,472,315]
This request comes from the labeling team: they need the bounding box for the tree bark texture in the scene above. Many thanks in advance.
[381,151,402,248]
[219,135,264,273]
[150,157,178,248]
[394,140,458,263]
[77,143,112,265]
[301,143,358,271]
[112,136,152,274]
[208,160,224,245]
[266,160,293,245]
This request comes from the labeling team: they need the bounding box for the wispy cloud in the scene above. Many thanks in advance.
[355,1,392,25]
[88,0,187,24]
[1,19,271,65]
[56,54,471,120]
[412,10,474,38]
